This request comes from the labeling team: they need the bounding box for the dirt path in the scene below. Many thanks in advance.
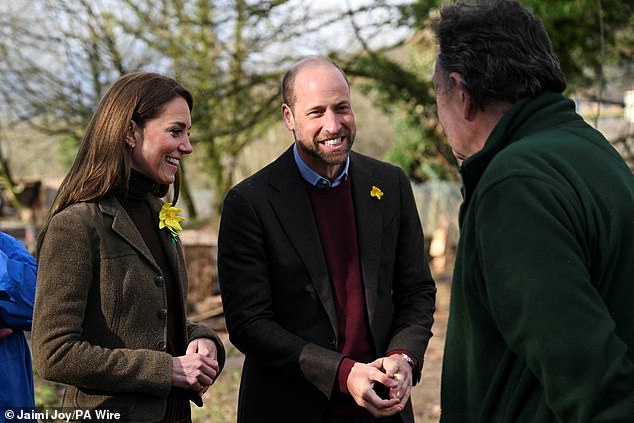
[410,280,450,422]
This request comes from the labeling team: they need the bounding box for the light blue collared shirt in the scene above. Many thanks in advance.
[293,144,349,188]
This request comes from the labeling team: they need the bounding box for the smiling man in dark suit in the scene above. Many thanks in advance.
[218,56,436,423]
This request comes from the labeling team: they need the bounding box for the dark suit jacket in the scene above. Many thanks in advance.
[218,147,436,423]
[33,195,225,423]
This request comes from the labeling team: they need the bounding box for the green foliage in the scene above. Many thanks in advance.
[387,111,456,182]
[2,0,631,198]
[524,0,634,90]
[347,0,634,181]
[339,2,458,181]
[59,134,83,171]
[32,366,63,407]
[396,0,444,28]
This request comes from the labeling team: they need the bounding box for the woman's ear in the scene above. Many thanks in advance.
[126,121,139,149]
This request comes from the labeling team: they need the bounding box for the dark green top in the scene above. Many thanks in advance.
[441,92,634,422]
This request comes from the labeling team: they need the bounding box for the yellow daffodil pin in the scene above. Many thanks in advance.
[370,185,384,200]
[159,202,185,242]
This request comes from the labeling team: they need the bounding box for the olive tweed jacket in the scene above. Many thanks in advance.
[32,195,224,422]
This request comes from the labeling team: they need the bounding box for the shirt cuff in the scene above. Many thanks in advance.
[337,357,356,394]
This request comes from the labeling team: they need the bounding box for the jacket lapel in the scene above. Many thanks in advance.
[350,154,383,325]
[101,196,187,304]
[268,148,338,336]
[100,196,160,272]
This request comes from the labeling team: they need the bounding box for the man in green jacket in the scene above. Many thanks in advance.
[433,0,634,421]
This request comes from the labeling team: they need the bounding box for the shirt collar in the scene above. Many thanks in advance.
[293,144,349,188]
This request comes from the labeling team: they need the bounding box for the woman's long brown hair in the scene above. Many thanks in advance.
[37,72,193,253]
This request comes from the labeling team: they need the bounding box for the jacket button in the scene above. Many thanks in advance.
[327,336,336,346]
[157,341,167,351]
[154,275,164,287]
[157,309,168,319]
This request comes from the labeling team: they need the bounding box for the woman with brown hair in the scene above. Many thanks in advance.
[32,72,224,422]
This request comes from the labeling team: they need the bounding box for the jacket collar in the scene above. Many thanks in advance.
[292,143,350,188]
[459,92,578,216]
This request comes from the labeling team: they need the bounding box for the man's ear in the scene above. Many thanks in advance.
[449,72,477,121]
[461,89,477,122]
[282,104,295,132]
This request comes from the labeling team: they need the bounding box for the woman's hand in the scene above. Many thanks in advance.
[171,345,219,394]
[171,338,220,396]
[186,338,218,361]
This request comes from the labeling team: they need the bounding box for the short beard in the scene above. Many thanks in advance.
[294,131,355,166]
[298,141,350,165]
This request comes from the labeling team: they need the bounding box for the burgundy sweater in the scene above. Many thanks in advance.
[306,178,375,416]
